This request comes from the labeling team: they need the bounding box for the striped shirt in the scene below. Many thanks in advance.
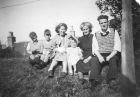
[96,29,115,53]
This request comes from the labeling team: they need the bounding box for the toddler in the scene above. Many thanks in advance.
[66,37,83,75]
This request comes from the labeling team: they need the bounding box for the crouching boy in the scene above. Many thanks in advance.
[26,32,44,69]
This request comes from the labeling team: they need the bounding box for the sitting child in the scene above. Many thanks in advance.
[40,29,55,64]
[26,32,43,68]
[66,37,83,75]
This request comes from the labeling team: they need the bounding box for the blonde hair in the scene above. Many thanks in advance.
[80,22,93,32]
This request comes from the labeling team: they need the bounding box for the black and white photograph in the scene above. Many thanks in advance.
[0,0,140,97]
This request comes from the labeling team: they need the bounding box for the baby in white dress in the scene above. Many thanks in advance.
[66,38,83,75]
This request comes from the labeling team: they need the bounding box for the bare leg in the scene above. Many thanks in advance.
[40,54,45,61]
[62,61,67,73]
[68,63,73,75]
[44,56,49,63]
[48,60,58,71]
[73,64,76,74]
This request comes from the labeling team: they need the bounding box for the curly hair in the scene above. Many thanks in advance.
[80,22,93,33]
[55,23,68,33]
[97,15,108,21]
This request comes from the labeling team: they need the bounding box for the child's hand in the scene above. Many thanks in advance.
[32,50,39,54]
[83,58,89,63]
[56,47,66,53]
[43,50,50,55]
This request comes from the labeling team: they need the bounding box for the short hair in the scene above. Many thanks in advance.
[55,23,68,33]
[97,15,108,21]
[80,22,93,32]
[44,29,51,36]
[29,32,37,39]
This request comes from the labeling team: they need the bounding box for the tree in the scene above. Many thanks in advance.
[121,0,136,96]
[96,0,140,19]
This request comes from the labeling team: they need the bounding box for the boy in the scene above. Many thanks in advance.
[26,32,43,69]
[41,29,55,64]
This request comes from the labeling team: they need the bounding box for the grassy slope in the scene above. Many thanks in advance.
[0,57,139,97]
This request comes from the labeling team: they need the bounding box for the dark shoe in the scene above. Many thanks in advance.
[78,79,87,85]
[39,61,47,69]
[34,64,40,69]
[34,63,45,69]
[90,80,100,91]
[48,70,54,78]
[108,79,118,91]
[59,72,67,78]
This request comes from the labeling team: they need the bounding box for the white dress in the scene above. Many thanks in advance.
[66,47,82,65]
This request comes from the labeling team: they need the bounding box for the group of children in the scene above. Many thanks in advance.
[26,23,83,77]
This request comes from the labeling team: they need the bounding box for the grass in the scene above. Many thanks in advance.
[0,56,139,97]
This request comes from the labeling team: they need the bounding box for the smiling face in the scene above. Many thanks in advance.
[82,25,90,36]
[99,19,109,32]
[31,35,37,42]
[44,34,51,41]
[59,26,66,36]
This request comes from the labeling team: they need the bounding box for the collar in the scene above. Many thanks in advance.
[45,39,51,42]
[32,40,38,44]
[83,34,92,37]
[99,28,110,33]
[99,28,110,36]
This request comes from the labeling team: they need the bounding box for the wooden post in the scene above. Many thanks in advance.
[121,0,137,96]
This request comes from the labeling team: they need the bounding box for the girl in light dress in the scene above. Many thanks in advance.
[66,37,83,75]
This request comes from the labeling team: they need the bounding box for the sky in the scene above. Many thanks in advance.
[0,0,101,44]
[136,0,140,4]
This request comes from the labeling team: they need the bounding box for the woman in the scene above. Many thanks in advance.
[76,22,99,89]
[48,23,70,78]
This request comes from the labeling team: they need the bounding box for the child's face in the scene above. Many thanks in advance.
[44,34,51,41]
[71,40,77,48]
[31,35,37,42]
[59,26,66,36]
